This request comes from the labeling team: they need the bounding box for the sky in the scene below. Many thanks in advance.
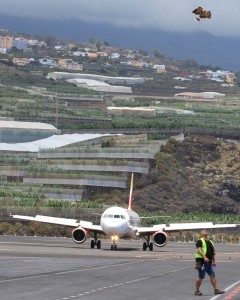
[0,0,239,38]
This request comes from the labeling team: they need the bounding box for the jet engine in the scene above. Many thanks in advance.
[153,231,168,247]
[72,227,87,244]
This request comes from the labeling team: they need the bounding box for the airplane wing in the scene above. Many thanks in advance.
[136,222,237,235]
[12,214,104,233]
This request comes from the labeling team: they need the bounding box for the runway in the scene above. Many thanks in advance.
[0,236,239,300]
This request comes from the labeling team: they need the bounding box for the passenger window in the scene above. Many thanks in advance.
[108,215,113,218]
[114,215,120,218]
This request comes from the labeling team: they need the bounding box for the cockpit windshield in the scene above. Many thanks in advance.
[103,214,126,219]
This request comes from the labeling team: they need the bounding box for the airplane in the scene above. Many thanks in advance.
[11,173,238,251]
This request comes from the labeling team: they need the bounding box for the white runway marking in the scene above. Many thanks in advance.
[56,266,191,300]
[0,258,157,283]
[209,280,240,300]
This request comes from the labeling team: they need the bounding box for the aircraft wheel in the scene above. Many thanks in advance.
[114,245,117,251]
[97,240,101,249]
[111,245,113,250]
[143,242,147,251]
[149,242,153,251]
[90,240,95,249]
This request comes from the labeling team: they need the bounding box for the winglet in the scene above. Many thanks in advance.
[128,173,134,210]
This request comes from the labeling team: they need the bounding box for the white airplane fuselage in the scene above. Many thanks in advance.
[100,206,140,238]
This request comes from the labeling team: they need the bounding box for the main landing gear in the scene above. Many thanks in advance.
[90,232,101,249]
[143,235,153,251]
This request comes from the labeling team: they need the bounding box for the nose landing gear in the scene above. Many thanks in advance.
[111,244,117,251]
[110,235,119,250]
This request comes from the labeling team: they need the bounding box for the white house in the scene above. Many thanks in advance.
[111,53,120,59]
[39,58,57,67]
[72,51,87,57]
[153,64,165,70]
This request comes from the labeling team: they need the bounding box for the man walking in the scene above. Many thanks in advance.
[195,229,225,296]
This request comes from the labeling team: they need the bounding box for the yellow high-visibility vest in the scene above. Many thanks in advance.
[195,238,214,259]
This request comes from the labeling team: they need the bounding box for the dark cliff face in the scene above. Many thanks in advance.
[217,183,240,203]
[133,135,240,213]
[90,135,240,214]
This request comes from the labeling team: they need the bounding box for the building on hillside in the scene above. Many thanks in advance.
[55,45,67,51]
[174,92,225,99]
[210,78,225,83]
[226,73,235,84]
[153,64,166,73]
[13,38,28,51]
[28,40,46,47]
[0,121,61,143]
[87,53,98,59]
[39,58,57,67]
[96,51,108,57]
[0,48,8,54]
[67,78,132,93]
[107,107,156,116]
[0,36,13,50]
[153,64,165,70]
[67,43,77,50]
[129,60,149,68]
[57,59,83,71]
[169,65,179,71]
[173,77,192,81]
[107,106,194,116]
[28,40,39,46]
[72,51,87,57]
[156,68,166,74]
[13,58,31,66]
[110,53,120,59]
[47,72,149,85]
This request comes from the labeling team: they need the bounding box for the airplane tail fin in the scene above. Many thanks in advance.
[128,173,134,210]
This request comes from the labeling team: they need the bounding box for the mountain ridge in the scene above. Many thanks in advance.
[0,14,240,70]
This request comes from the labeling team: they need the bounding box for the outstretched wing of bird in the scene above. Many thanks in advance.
[192,7,204,15]
[200,10,212,19]
[206,11,212,19]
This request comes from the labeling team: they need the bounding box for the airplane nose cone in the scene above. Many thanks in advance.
[101,219,128,236]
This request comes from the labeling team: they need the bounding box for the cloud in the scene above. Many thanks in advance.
[1,0,240,37]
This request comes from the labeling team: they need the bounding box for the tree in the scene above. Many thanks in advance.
[96,39,104,51]
[88,38,95,44]
[182,59,198,68]
[44,35,56,47]
[139,49,148,57]
[153,48,166,59]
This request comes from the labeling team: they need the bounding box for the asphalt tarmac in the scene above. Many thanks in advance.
[0,235,239,300]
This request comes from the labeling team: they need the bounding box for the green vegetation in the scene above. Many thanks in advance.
[0,199,103,208]
[140,212,240,225]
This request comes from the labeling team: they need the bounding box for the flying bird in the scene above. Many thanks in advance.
[192,6,212,22]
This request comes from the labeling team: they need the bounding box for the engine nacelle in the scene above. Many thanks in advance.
[72,227,87,244]
[153,231,168,247]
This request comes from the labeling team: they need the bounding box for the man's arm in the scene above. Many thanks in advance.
[197,247,209,262]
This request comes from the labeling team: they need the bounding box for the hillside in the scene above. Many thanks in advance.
[0,14,240,70]
[96,134,240,214]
